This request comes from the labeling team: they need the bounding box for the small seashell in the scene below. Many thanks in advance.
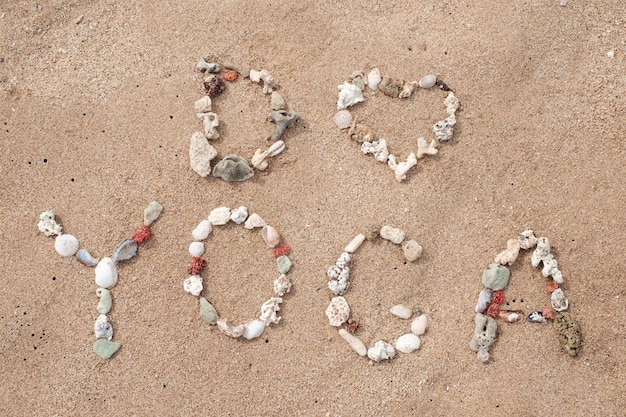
[242,319,266,340]
[192,220,212,241]
[380,225,405,245]
[267,140,286,157]
[216,318,245,338]
[551,288,569,312]
[76,248,99,267]
[338,328,367,356]
[183,275,203,297]
[93,338,121,359]
[367,340,396,362]
[212,155,254,182]
[199,297,218,324]
[94,314,113,340]
[337,82,365,110]
[261,225,280,248]
[390,304,413,319]
[527,311,547,324]
[326,296,350,327]
[189,131,218,178]
[367,68,382,91]
[416,137,438,158]
[418,74,437,89]
[498,310,524,323]
[259,297,283,325]
[96,288,112,315]
[344,233,366,253]
[230,206,248,224]
[37,210,62,236]
[189,241,205,257]
[411,313,428,336]
[95,257,118,288]
[402,239,422,262]
[111,238,138,265]
[395,333,421,354]
[333,110,353,129]
[273,274,292,296]
[208,206,231,225]
[143,200,164,226]
[54,234,79,257]
[270,91,286,111]
[194,96,212,114]
[276,255,292,274]
[244,213,266,229]
[474,289,492,314]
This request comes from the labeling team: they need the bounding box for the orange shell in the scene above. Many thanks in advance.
[498,310,524,323]
[546,281,559,293]
[222,70,238,82]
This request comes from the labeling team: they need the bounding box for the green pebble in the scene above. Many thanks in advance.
[93,338,121,359]
[481,263,510,290]
[199,297,218,324]
[277,255,292,274]
[96,287,112,315]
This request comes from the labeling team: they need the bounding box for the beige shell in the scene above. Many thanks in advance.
[216,318,244,338]
[54,234,79,257]
[261,225,280,247]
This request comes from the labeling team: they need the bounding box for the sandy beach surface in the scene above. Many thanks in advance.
[1,1,625,415]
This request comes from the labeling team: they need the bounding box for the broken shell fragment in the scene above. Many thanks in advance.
[95,257,118,288]
[38,211,62,236]
[208,206,231,225]
[259,297,283,325]
[267,140,286,157]
[418,74,437,89]
[273,274,292,296]
[390,304,413,319]
[498,310,524,323]
[76,248,99,267]
[337,82,365,110]
[326,296,350,327]
[399,81,418,98]
[379,76,399,97]
[380,225,405,245]
[216,318,245,338]
[54,234,80,257]
[194,96,212,114]
[338,328,367,356]
[270,91,286,111]
[183,275,203,297]
[242,319,266,340]
[189,131,218,178]
[367,68,382,91]
[244,213,266,229]
[395,333,421,354]
[111,238,138,265]
[261,225,280,247]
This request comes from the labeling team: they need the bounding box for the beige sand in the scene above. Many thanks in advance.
[1,1,625,415]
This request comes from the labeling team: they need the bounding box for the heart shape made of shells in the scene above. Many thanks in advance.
[324,224,428,362]
[334,68,460,182]
[183,206,293,340]
[189,58,300,182]
[469,230,581,363]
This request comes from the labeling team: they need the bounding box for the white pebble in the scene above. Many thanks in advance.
[230,206,248,224]
[242,319,266,340]
[183,275,203,297]
[192,220,212,241]
[410,314,428,336]
[380,225,405,244]
[189,242,205,257]
[338,329,367,356]
[390,304,413,319]
[607,50,615,58]
[208,206,231,225]
[333,110,353,129]
[395,333,421,354]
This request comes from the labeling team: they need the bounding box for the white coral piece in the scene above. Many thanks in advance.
[361,139,389,163]
[38,211,62,236]
[416,137,438,159]
[387,153,418,182]
[259,297,283,325]
[249,69,277,94]
[433,114,456,142]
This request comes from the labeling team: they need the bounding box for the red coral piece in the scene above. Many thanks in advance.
[132,225,151,244]
[221,70,237,82]
[187,257,207,275]
[273,244,291,258]
[486,302,501,318]
[492,291,505,305]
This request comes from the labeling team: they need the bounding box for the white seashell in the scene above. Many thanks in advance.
[192,220,212,241]
[242,319,266,340]
[344,233,366,253]
[338,329,367,356]
[208,206,231,225]
[380,225,405,245]
[337,82,365,111]
[361,139,389,163]
[494,239,521,266]
[95,257,118,288]
[200,112,220,140]
[395,333,421,354]
[444,92,460,115]
[94,314,113,340]
[390,304,413,319]
[216,319,245,338]
[267,140,286,157]
[259,297,283,325]
[261,225,280,247]
[270,91,286,111]
[367,68,382,91]
[474,289,492,314]
[416,137,438,159]
[189,242,205,257]
[244,213,266,229]
[273,274,292,296]
[433,114,456,142]
[399,81,418,98]
[387,153,418,182]
[54,234,80,257]
[367,340,396,362]
[418,74,437,89]
[326,296,350,327]
[37,211,62,236]
[194,96,212,114]
[251,148,269,169]
[402,239,423,262]
[333,110,353,129]
[189,132,218,178]
[230,206,248,224]
[183,275,203,297]
[551,288,569,312]
[411,314,428,336]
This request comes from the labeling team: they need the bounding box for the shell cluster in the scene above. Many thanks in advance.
[334,68,460,182]
[189,59,300,182]
[324,225,427,362]
[37,201,163,359]
[183,206,294,340]
[469,230,580,362]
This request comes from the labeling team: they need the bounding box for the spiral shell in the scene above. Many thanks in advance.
[54,234,80,257]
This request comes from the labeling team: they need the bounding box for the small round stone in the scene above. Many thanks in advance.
[481,263,510,291]
[189,241,205,257]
